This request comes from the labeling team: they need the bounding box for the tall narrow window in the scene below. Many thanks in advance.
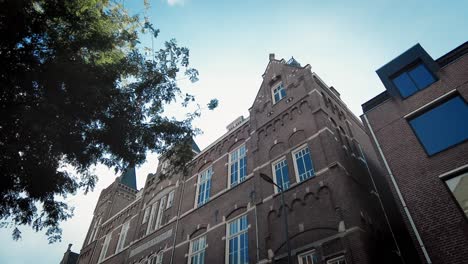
[88,217,101,245]
[115,221,130,253]
[189,235,207,264]
[298,250,319,264]
[146,202,158,234]
[227,215,249,264]
[272,158,290,193]
[197,167,212,207]
[142,206,151,224]
[155,196,167,229]
[166,190,175,209]
[293,146,315,182]
[98,234,111,263]
[272,82,286,104]
[392,62,435,98]
[229,145,247,187]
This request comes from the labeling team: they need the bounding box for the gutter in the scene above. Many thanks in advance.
[169,179,186,264]
[363,114,432,263]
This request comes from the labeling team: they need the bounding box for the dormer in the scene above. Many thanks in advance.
[376,43,440,99]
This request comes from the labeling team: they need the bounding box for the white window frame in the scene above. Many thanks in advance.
[271,82,286,104]
[146,201,158,235]
[88,217,101,245]
[149,251,163,264]
[115,221,130,253]
[188,234,207,264]
[195,166,213,207]
[292,144,315,183]
[166,190,175,209]
[327,255,346,264]
[155,195,167,230]
[271,156,290,193]
[142,206,151,224]
[225,214,249,264]
[98,234,111,263]
[298,249,318,264]
[228,144,247,188]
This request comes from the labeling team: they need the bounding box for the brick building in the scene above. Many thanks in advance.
[361,42,468,264]
[76,55,405,264]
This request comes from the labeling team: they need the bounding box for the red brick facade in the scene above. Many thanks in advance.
[77,55,401,264]
[362,42,468,264]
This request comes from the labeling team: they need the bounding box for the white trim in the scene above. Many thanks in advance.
[194,166,213,208]
[166,190,175,209]
[327,255,346,264]
[188,235,207,264]
[297,249,317,264]
[403,89,457,119]
[228,144,247,189]
[225,214,249,264]
[271,82,286,104]
[291,143,313,183]
[115,220,130,254]
[271,156,288,193]
[438,163,468,179]
[98,233,111,263]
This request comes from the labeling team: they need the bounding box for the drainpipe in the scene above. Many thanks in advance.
[363,114,432,264]
[169,178,186,264]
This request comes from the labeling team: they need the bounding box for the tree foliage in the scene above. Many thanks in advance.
[0,0,213,243]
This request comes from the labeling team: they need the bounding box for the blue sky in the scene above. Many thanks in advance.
[1,0,466,263]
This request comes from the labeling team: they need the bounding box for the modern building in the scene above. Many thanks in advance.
[361,42,468,264]
[76,55,406,264]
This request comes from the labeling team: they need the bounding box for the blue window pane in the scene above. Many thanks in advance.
[409,64,435,89]
[280,88,286,98]
[393,72,418,98]
[274,93,280,103]
[409,96,468,155]
[231,163,238,185]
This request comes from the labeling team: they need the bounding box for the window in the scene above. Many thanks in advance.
[115,221,130,253]
[298,250,318,264]
[142,206,151,223]
[98,234,111,263]
[189,235,207,264]
[392,63,435,98]
[293,146,315,182]
[272,82,286,104]
[229,145,247,187]
[149,252,163,264]
[88,217,101,244]
[146,201,159,234]
[409,96,468,155]
[227,215,249,264]
[197,167,212,207]
[166,190,175,209]
[155,196,167,229]
[327,256,346,264]
[445,171,468,217]
[272,158,290,193]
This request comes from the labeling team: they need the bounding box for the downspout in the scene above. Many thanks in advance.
[169,178,186,264]
[363,114,432,264]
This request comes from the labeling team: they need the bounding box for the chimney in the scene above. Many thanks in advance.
[67,244,72,251]
[269,53,275,61]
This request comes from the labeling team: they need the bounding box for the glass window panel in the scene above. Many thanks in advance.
[409,64,435,89]
[445,172,468,217]
[409,96,468,155]
[393,72,418,98]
